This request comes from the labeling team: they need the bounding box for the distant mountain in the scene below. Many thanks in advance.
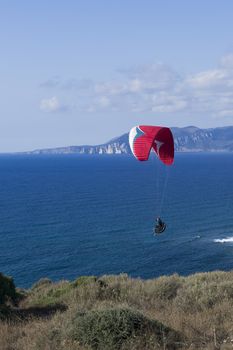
[27,126,233,155]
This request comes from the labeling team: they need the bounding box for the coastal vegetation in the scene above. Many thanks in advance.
[0,271,233,349]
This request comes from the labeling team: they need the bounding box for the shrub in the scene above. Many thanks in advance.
[175,274,233,313]
[0,272,17,306]
[151,274,183,301]
[72,276,97,288]
[28,281,73,307]
[31,278,52,291]
[69,307,182,350]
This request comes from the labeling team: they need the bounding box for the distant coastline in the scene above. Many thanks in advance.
[20,125,233,155]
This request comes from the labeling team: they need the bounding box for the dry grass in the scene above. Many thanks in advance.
[1,271,233,349]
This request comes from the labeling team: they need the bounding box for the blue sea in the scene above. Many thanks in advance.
[1,154,233,288]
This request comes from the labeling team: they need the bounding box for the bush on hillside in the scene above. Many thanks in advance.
[72,276,97,287]
[69,307,183,350]
[0,272,17,306]
[152,274,183,301]
[31,278,52,291]
[175,274,233,312]
[28,280,73,307]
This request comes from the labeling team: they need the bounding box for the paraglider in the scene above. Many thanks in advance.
[129,125,174,235]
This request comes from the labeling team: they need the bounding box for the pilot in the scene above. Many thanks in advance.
[154,217,166,234]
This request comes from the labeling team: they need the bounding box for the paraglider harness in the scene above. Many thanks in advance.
[154,217,166,235]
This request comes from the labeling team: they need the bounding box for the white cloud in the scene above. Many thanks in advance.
[120,62,179,90]
[150,92,187,113]
[128,79,141,92]
[218,109,233,117]
[85,96,111,113]
[40,76,60,88]
[186,70,228,89]
[40,53,233,120]
[40,96,67,113]
[220,53,233,69]
[98,96,110,107]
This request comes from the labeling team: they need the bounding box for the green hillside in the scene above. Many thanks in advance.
[1,271,233,349]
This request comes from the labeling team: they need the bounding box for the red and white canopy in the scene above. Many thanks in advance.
[129,125,174,165]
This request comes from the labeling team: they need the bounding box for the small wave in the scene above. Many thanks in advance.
[186,235,201,243]
[214,237,233,243]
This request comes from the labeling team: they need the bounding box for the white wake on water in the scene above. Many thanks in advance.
[214,237,233,243]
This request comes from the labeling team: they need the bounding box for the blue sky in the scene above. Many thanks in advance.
[1,0,233,151]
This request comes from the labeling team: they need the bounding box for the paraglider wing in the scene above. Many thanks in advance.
[129,125,174,165]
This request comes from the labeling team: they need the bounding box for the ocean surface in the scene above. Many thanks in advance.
[1,153,233,288]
